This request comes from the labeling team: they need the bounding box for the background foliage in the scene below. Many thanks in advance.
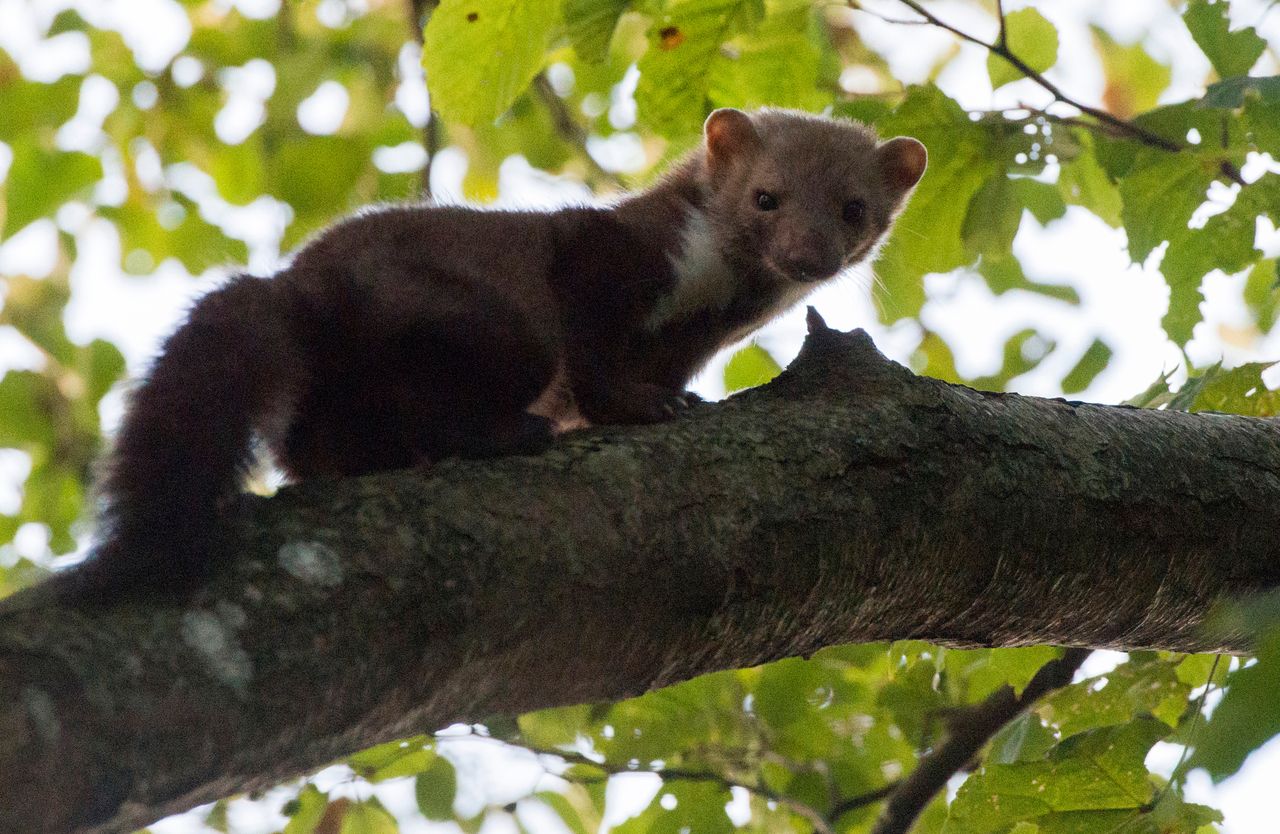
[1,0,1279,832]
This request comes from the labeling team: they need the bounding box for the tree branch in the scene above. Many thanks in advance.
[2,315,1278,833]
[855,0,1184,153]
[870,648,1092,834]
[531,72,624,192]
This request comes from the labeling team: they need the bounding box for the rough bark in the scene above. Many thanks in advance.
[2,317,1278,834]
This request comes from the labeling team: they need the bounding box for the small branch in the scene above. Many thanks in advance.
[826,783,898,825]
[995,0,1007,48]
[870,648,1092,834]
[407,0,441,199]
[871,0,1183,153]
[531,73,624,192]
[515,744,836,834]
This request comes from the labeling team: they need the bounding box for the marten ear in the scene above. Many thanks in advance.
[877,137,928,199]
[704,108,760,175]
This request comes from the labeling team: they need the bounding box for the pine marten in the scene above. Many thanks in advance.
[65,107,926,600]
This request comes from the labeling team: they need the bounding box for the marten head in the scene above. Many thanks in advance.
[701,108,926,285]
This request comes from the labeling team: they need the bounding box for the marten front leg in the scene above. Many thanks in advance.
[568,351,701,425]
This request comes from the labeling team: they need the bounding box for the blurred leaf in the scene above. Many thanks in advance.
[1060,339,1112,395]
[989,712,1057,765]
[1183,0,1266,80]
[1199,74,1280,109]
[723,343,782,393]
[970,329,1054,392]
[536,791,592,834]
[1159,180,1279,345]
[283,785,329,834]
[1243,258,1279,333]
[1057,132,1122,227]
[875,86,999,320]
[2,144,101,238]
[565,0,628,62]
[1119,149,1218,265]
[612,779,734,834]
[1190,632,1280,781]
[707,2,827,113]
[0,371,57,448]
[423,0,559,125]
[1011,179,1066,225]
[414,755,458,820]
[1092,27,1170,120]
[945,646,1063,702]
[340,798,398,834]
[988,9,1058,90]
[962,175,1022,256]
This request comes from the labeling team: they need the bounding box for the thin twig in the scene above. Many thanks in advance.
[407,0,441,199]
[1154,654,1224,806]
[509,743,836,834]
[826,782,899,825]
[994,0,1007,48]
[865,0,1183,153]
[870,648,1092,834]
[531,73,624,191]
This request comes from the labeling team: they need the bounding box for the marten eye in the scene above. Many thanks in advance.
[842,199,866,225]
[756,191,779,211]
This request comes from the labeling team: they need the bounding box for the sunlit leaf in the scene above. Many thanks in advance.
[988,9,1058,90]
[423,0,560,125]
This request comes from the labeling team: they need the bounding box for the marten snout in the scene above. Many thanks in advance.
[773,228,843,283]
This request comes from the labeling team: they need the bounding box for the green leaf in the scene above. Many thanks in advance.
[1091,26,1170,120]
[988,9,1058,90]
[1244,258,1279,333]
[414,755,458,821]
[875,86,1000,320]
[1200,74,1280,109]
[635,0,763,136]
[1057,132,1121,227]
[989,712,1057,765]
[423,0,559,125]
[1190,633,1280,781]
[1012,179,1066,225]
[565,0,628,62]
[723,343,782,393]
[79,339,126,405]
[1182,362,1280,418]
[2,144,102,238]
[283,785,329,834]
[706,3,826,113]
[0,371,57,448]
[1060,339,1112,395]
[348,736,436,782]
[518,703,593,748]
[340,798,399,834]
[536,791,592,834]
[944,719,1166,834]
[1183,0,1266,80]
[962,175,1022,256]
[1041,658,1189,739]
[1118,146,1219,264]
[1158,181,1279,345]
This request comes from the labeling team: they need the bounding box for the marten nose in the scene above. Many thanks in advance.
[781,248,840,282]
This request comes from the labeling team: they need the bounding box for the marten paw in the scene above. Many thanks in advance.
[595,384,699,424]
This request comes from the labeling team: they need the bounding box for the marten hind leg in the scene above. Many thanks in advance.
[279,277,559,478]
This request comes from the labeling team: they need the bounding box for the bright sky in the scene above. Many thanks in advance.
[1,0,1280,832]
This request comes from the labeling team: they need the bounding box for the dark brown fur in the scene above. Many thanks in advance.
[67,108,926,600]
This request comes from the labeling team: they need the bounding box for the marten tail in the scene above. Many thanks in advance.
[60,274,303,603]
